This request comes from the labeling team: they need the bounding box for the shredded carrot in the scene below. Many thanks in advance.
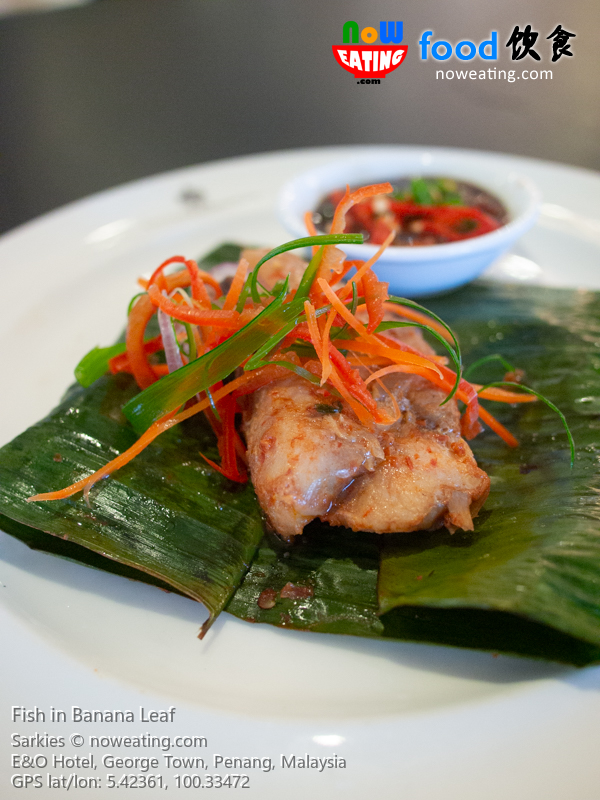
[231,363,298,397]
[303,300,323,361]
[320,308,337,385]
[108,335,163,375]
[362,269,389,334]
[222,257,249,311]
[311,182,394,297]
[475,385,537,403]
[309,248,346,303]
[185,259,212,307]
[459,383,483,439]
[318,279,443,380]
[292,324,389,425]
[382,302,454,343]
[148,255,187,288]
[311,324,519,448]
[346,340,444,372]
[432,362,482,439]
[189,264,223,298]
[193,325,206,357]
[337,229,396,301]
[304,210,318,237]
[330,183,393,235]
[364,364,449,385]
[327,346,385,422]
[477,406,519,447]
[327,367,374,426]
[238,306,260,327]
[304,210,319,256]
[125,294,159,389]
[297,348,375,426]
[147,284,240,329]
[125,267,195,389]
[28,367,286,503]
[347,341,442,380]
[302,303,378,419]
[351,351,401,423]
[329,259,363,288]
[345,355,392,367]
[343,318,518,446]
[29,411,181,503]
[368,362,517,447]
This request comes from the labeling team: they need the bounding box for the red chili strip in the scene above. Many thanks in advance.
[108,335,163,375]
[209,394,246,483]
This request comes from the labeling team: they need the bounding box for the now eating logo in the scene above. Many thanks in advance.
[332,21,408,80]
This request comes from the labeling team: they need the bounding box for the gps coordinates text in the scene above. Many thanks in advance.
[9,704,348,791]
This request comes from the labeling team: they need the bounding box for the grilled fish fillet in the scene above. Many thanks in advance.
[244,341,489,538]
[243,376,385,538]
[324,373,490,534]
[241,259,489,538]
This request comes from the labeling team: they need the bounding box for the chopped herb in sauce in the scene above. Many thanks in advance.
[315,401,343,415]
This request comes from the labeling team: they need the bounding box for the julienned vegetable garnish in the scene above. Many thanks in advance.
[28,181,571,523]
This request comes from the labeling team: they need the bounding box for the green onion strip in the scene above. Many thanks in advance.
[478,381,575,467]
[249,234,363,303]
[385,296,463,403]
[464,354,516,380]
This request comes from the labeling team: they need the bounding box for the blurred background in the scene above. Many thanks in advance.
[0,0,598,234]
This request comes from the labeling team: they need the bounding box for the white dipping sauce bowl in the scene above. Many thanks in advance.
[277,148,541,297]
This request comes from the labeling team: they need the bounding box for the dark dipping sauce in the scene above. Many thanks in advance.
[313,177,509,246]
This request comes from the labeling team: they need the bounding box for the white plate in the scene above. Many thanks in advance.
[1,146,600,799]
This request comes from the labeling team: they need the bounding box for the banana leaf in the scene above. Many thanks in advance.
[0,374,264,631]
[1,279,600,664]
[377,282,600,646]
[226,526,600,666]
